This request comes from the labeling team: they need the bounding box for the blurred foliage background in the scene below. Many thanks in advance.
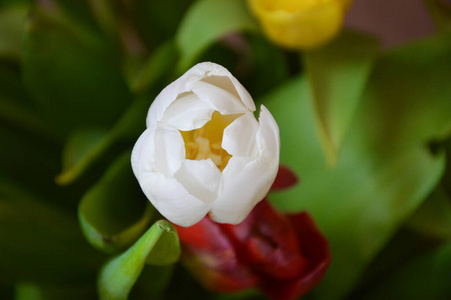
[0,0,450,299]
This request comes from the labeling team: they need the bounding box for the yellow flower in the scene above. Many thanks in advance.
[248,0,352,49]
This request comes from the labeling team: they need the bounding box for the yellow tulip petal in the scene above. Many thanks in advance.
[249,0,347,49]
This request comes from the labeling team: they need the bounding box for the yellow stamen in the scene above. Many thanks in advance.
[181,111,242,171]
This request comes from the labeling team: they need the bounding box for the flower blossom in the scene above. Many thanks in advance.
[174,166,331,300]
[248,0,353,49]
[131,62,280,227]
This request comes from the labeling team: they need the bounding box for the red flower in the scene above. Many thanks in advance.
[174,166,330,300]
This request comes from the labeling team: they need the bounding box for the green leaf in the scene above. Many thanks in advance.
[15,282,97,300]
[22,6,132,136]
[304,30,379,166]
[407,187,451,240]
[98,220,180,300]
[362,243,451,299]
[56,96,149,185]
[0,3,28,60]
[79,151,153,254]
[129,41,178,94]
[0,181,104,284]
[264,32,451,299]
[176,0,257,73]
[128,265,174,299]
[0,125,62,203]
[57,128,109,185]
[0,62,56,140]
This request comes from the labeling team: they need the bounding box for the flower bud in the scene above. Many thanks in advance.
[174,167,331,300]
[248,0,352,49]
[131,62,280,227]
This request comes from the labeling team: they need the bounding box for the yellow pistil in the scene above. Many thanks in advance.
[181,111,242,171]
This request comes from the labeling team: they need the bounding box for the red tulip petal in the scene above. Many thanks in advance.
[221,200,307,280]
[258,212,331,300]
[174,217,258,292]
[271,165,299,191]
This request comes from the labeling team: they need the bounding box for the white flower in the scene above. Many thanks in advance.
[131,62,279,227]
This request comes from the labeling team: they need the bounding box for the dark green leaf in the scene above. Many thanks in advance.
[176,0,257,72]
[22,6,132,136]
[264,32,451,299]
[56,96,149,185]
[362,243,451,300]
[98,220,180,300]
[407,187,451,240]
[79,151,153,254]
[304,30,379,166]
[129,41,178,94]
[0,181,104,284]
[0,3,28,60]
[15,282,97,300]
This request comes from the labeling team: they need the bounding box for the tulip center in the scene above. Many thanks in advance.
[181,111,241,171]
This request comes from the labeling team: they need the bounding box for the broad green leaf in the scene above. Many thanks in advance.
[264,33,451,299]
[22,6,132,136]
[407,187,451,240]
[362,243,451,299]
[0,181,104,284]
[0,3,28,59]
[304,30,379,166]
[79,151,153,254]
[56,96,149,185]
[176,0,257,73]
[15,282,97,300]
[98,220,180,300]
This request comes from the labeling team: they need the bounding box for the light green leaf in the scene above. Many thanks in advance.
[264,32,451,299]
[0,3,28,59]
[407,187,451,240]
[0,181,104,284]
[176,0,257,73]
[362,243,451,299]
[22,6,132,136]
[79,152,153,254]
[98,220,180,300]
[304,30,379,166]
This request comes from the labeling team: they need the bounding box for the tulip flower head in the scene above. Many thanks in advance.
[248,0,353,49]
[131,62,280,227]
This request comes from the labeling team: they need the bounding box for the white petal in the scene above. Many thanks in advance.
[256,105,280,159]
[191,80,250,115]
[222,113,259,158]
[210,156,278,224]
[131,125,157,180]
[146,62,255,127]
[154,125,185,176]
[161,92,214,131]
[139,172,211,227]
[174,159,222,204]
[194,62,256,112]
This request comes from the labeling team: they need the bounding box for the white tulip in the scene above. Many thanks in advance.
[131,62,279,227]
